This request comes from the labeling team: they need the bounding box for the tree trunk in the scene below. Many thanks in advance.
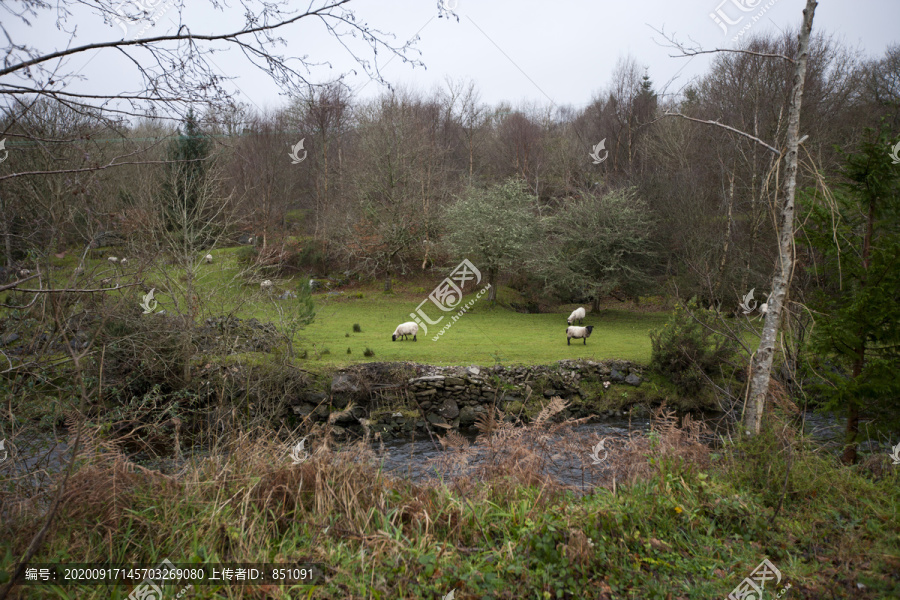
[714,168,735,304]
[745,0,818,435]
[488,269,497,303]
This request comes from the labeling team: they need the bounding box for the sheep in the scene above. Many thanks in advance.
[17,269,31,277]
[260,280,274,290]
[392,321,418,342]
[567,306,586,325]
[107,256,119,263]
[205,254,213,264]
[566,325,594,345]
[120,258,128,265]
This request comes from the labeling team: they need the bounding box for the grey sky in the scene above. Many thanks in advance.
[11,0,900,114]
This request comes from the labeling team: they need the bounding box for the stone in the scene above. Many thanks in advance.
[444,377,465,386]
[543,388,558,398]
[2,333,20,346]
[415,389,437,397]
[438,398,459,420]
[292,403,315,417]
[466,366,481,376]
[610,369,626,382]
[625,373,642,387]
[459,405,478,427]
[331,372,361,395]
[313,405,330,420]
[426,413,449,427]
[331,394,350,409]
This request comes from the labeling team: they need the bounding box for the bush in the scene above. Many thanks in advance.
[353,324,361,332]
[649,301,739,396]
[364,348,375,357]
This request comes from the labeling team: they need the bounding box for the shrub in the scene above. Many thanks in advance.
[347,347,352,354]
[352,324,361,332]
[649,300,739,396]
[364,348,375,357]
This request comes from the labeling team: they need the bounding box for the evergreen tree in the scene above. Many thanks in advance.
[805,126,900,463]
[162,107,213,243]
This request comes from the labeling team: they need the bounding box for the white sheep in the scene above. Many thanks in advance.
[205,254,213,264]
[260,280,274,290]
[566,325,594,345]
[18,269,31,277]
[120,258,128,265]
[107,256,119,263]
[392,321,419,342]
[567,306,586,325]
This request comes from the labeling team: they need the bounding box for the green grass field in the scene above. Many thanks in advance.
[298,290,669,366]
[39,247,671,367]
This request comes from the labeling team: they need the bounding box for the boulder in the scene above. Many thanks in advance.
[331,372,361,395]
[610,369,626,382]
[437,398,459,420]
[625,373,642,387]
[459,405,478,427]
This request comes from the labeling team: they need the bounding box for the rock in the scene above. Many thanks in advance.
[543,388,558,398]
[331,372,361,395]
[466,366,481,376]
[313,405,330,420]
[625,373,642,386]
[415,389,437,397]
[459,405,478,427]
[292,403,315,417]
[1,333,20,346]
[444,377,465,386]
[437,398,459,420]
[280,291,297,300]
[304,392,328,405]
[331,394,350,409]
[610,369,626,382]
[426,413,449,428]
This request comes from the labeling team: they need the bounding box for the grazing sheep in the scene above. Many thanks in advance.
[566,325,594,345]
[260,280,274,290]
[107,256,119,263]
[18,269,31,277]
[205,254,213,264]
[392,321,419,342]
[567,306,586,325]
[120,258,128,265]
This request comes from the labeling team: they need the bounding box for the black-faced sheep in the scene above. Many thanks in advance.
[392,321,418,341]
[567,307,586,325]
[566,325,594,345]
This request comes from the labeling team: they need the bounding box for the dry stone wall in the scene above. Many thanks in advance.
[291,360,646,440]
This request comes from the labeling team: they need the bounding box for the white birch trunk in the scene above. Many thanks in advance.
[744,0,818,434]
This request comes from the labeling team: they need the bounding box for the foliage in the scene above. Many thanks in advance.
[442,178,540,301]
[802,126,900,427]
[538,188,656,304]
[649,301,740,396]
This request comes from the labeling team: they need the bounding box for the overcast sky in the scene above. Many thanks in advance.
[11,0,900,115]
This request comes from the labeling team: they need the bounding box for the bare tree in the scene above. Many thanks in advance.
[663,0,819,434]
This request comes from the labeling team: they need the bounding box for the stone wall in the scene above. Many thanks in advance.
[291,360,646,440]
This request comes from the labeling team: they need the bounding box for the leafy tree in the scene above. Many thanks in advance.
[804,126,900,463]
[538,188,655,310]
[443,178,539,303]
